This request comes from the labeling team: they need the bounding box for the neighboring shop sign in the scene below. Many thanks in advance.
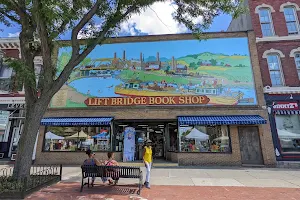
[7,103,25,109]
[0,111,10,135]
[273,102,299,110]
[85,96,210,106]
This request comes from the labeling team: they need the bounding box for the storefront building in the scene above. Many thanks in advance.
[264,87,300,162]
[0,38,25,160]
[35,31,276,166]
[228,0,300,163]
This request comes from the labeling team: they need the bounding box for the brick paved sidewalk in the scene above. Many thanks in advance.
[25,182,300,200]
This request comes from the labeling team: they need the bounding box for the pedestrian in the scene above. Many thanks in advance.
[143,139,153,189]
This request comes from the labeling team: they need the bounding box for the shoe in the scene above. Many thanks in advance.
[145,182,150,189]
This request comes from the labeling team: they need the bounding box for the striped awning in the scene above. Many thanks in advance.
[41,117,113,126]
[178,115,267,126]
[275,110,300,115]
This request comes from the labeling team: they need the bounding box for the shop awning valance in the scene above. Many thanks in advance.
[275,110,300,115]
[178,115,267,126]
[40,117,113,126]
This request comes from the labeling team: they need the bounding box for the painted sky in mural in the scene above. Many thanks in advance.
[51,37,257,107]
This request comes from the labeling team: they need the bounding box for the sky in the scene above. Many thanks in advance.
[0,2,232,39]
[60,38,250,60]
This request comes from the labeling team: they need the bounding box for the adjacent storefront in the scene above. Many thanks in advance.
[35,32,276,166]
[264,90,300,161]
[0,96,25,160]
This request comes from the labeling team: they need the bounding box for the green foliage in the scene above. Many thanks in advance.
[209,59,217,66]
[4,58,36,87]
[189,62,198,70]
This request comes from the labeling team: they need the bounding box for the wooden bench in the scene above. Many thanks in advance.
[81,165,143,194]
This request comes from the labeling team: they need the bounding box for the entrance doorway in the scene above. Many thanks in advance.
[238,126,264,165]
[114,120,177,161]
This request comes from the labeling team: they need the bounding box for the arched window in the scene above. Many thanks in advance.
[266,54,284,86]
[258,8,275,36]
[295,52,300,78]
[283,6,300,35]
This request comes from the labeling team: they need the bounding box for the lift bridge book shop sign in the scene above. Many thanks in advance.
[85,96,210,106]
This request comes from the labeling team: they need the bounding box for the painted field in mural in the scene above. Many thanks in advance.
[51,37,257,107]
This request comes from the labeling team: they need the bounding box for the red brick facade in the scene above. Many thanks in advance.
[2,49,19,59]
[249,0,300,38]
[248,0,300,87]
[257,41,300,87]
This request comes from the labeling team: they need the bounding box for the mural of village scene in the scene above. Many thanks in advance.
[50,37,257,107]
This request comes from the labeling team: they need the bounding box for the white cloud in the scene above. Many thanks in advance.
[8,32,20,37]
[120,1,203,35]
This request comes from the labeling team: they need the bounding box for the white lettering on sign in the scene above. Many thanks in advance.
[273,103,298,110]
[7,104,25,109]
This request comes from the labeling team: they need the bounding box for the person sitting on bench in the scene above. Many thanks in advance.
[102,152,120,185]
[83,149,102,186]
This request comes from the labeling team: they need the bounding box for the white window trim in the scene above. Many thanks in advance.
[255,4,275,13]
[263,49,285,58]
[282,5,300,35]
[290,47,300,57]
[257,7,276,37]
[280,2,300,12]
[256,35,300,42]
[292,50,300,79]
[265,53,285,86]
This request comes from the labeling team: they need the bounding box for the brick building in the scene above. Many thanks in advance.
[228,0,300,162]
[35,31,276,166]
[0,38,25,160]
[0,38,42,161]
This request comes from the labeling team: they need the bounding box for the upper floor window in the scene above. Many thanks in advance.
[295,53,300,78]
[259,8,275,37]
[267,54,283,86]
[283,7,300,35]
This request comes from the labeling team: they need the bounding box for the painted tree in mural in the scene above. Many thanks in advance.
[0,0,245,178]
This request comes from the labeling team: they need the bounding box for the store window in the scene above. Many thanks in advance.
[179,125,231,153]
[275,115,300,153]
[267,54,284,86]
[43,126,111,152]
[259,8,275,37]
[283,6,300,35]
[295,53,300,79]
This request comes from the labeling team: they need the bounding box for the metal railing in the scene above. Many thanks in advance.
[0,164,62,199]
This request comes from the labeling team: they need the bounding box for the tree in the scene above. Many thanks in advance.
[0,0,245,179]
[189,62,198,70]
[209,58,217,66]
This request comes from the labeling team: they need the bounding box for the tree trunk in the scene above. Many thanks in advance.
[12,101,48,179]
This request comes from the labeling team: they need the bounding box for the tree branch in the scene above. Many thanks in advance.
[71,0,102,58]
[0,9,20,24]
[32,0,55,95]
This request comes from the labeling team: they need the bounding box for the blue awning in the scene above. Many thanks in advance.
[178,115,267,126]
[41,117,113,126]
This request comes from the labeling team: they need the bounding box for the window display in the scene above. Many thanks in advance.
[179,125,231,153]
[275,114,300,153]
[43,126,111,152]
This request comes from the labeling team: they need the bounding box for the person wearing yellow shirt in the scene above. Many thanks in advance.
[143,139,152,189]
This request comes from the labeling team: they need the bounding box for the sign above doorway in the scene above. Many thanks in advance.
[84,96,210,106]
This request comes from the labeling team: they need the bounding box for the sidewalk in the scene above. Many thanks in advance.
[4,165,300,199]
[26,183,300,200]
[59,166,300,188]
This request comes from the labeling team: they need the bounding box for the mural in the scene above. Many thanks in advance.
[51,37,257,107]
